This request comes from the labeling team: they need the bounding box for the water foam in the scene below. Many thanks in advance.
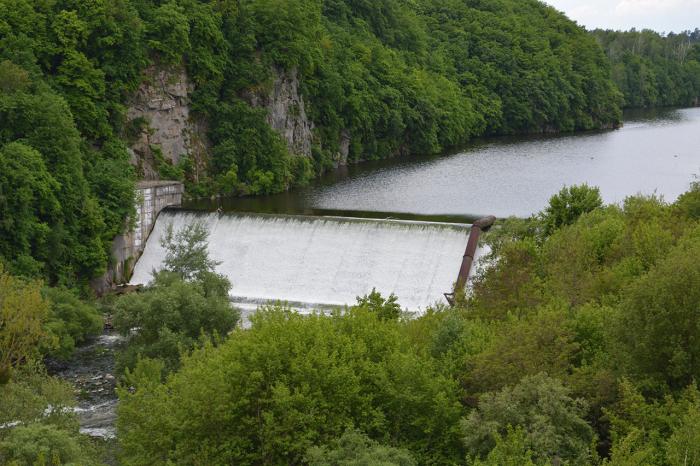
[131,211,483,312]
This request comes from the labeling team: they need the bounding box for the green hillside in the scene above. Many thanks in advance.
[0,0,622,285]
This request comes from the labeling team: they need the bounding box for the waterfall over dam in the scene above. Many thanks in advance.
[130,210,486,313]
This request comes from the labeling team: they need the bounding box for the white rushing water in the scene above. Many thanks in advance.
[131,211,484,314]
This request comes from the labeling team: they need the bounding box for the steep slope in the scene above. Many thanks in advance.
[0,0,621,284]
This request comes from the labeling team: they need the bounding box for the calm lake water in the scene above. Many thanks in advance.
[188,107,700,219]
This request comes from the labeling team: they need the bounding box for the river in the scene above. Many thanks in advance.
[186,107,700,220]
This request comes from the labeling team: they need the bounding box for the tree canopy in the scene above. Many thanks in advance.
[0,0,624,283]
[592,28,700,108]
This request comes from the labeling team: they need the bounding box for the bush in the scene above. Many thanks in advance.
[675,181,700,220]
[613,231,700,390]
[0,362,76,432]
[540,184,603,236]
[41,287,103,360]
[462,373,595,465]
[0,424,98,466]
[306,429,416,466]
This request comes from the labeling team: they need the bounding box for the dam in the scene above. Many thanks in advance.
[130,210,487,314]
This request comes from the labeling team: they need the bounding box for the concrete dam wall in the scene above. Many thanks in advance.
[93,181,184,294]
[130,210,487,312]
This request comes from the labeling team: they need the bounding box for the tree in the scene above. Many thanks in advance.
[0,142,61,278]
[117,308,464,465]
[463,306,580,394]
[146,1,191,63]
[0,267,48,384]
[159,221,220,281]
[614,232,700,390]
[462,373,595,465]
[0,424,100,466]
[41,287,103,360]
[591,28,700,108]
[354,288,402,321]
[115,222,237,374]
[666,404,700,466]
[675,181,700,220]
[603,381,700,465]
[540,184,603,236]
[0,84,108,286]
[471,427,542,466]
[113,271,238,375]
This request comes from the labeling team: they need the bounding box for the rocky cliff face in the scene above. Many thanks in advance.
[246,67,315,157]
[127,66,208,180]
[127,65,350,183]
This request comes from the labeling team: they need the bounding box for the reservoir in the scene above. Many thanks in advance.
[188,107,700,220]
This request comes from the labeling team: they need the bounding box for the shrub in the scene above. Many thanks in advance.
[306,429,416,466]
[0,424,98,466]
[41,287,103,360]
[540,184,603,236]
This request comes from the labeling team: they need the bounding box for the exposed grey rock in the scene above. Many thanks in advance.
[248,67,315,157]
[127,66,209,179]
[338,128,351,166]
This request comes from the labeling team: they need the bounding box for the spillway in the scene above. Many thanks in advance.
[130,210,485,313]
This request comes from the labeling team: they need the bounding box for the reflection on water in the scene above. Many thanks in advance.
[186,107,700,219]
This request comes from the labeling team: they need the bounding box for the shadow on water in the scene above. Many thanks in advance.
[182,197,483,224]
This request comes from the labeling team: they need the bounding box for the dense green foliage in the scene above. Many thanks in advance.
[41,287,103,360]
[0,424,99,466]
[117,307,464,465]
[0,0,623,282]
[113,270,238,375]
[592,29,700,108]
[115,183,700,464]
[2,0,698,463]
[0,363,102,466]
[0,264,104,463]
[113,222,238,375]
[306,429,417,466]
[463,374,594,464]
[540,184,603,236]
[0,266,48,384]
[0,57,135,287]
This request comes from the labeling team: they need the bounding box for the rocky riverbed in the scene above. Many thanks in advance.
[47,331,123,439]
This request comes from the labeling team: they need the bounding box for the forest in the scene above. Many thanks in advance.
[0,0,623,287]
[592,28,700,108]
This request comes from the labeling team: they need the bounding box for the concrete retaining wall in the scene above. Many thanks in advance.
[92,181,184,294]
